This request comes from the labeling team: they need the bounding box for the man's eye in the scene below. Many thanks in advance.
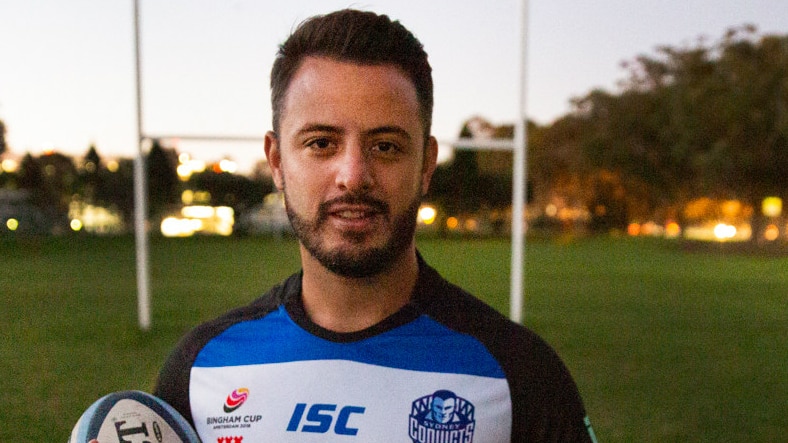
[373,142,397,153]
[307,138,333,150]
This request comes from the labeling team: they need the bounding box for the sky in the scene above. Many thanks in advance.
[1,0,787,173]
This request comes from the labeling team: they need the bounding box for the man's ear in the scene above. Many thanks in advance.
[264,131,284,191]
[421,136,439,196]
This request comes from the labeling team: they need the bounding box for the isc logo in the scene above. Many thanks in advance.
[286,403,366,435]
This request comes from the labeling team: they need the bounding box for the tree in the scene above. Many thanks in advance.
[0,119,6,156]
[101,158,135,224]
[80,144,103,204]
[17,154,47,202]
[572,26,788,232]
[16,153,69,232]
[37,152,78,216]
[189,167,271,214]
[146,139,180,220]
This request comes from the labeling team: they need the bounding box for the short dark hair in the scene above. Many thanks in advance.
[432,390,456,401]
[270,9,433,140]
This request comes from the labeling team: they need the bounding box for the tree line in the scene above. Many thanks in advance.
[432,25,788,234]
[2,26,786,236]
[0,140,273,233]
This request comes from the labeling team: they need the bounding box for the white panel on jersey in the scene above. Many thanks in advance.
[191,359,512,442]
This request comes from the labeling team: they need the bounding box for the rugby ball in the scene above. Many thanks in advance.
[68,390,200,443]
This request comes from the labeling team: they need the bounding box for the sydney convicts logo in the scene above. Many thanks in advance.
[223,388,249,413]
[409,390,475,443]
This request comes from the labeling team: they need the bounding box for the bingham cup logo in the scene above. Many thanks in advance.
[409,390,475,443]
[224,388,249,413]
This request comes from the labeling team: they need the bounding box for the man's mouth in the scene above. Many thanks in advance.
[319,196,389,224]
[335,209,374,219]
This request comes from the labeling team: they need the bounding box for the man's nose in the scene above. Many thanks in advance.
[335,144,375,192]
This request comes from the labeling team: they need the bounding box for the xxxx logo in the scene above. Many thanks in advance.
[223,388,249,413]
[217,437,242,443]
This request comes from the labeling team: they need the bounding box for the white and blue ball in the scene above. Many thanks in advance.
[68,390,200,443]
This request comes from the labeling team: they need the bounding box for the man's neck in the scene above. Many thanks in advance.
[299,245,419,333]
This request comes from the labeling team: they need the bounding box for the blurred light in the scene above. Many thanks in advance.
[763,224,780,241]
[182,205,215,218]
[177,155,207,180]
[216,206,235,236]
[191,160,208,172]
[713,223,737,240]
[219,159,238,174]
[177,165,192,180]
[417,205,437,225]
[194,191,211,203]
[720,200,742,218]
[216,206,234,219]
[264,192,285,207]
[68,203,125,234]
[762,197,782,218]
[640,221,664,237]
[446,217,459,230]
[2,159,19,173]
[161,217,202,237]
[665,222,681,238]
[545,204,557,217]
[182,190,194,205]
[464,218,478,231]
[6,218,19,231]
[106,160,119,172]
[162,205,235,237]
[627,223,640,236]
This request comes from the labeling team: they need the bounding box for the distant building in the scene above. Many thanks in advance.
[0,189,53,234]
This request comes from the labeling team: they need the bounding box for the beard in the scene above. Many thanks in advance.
[284,189,421,279]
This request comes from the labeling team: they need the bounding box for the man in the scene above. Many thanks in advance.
[155,9,597,442]
[424,390,464,424]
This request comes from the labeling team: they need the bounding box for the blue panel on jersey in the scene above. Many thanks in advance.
[194,306,505,378]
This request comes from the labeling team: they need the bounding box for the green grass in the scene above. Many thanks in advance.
[1,235,785,442]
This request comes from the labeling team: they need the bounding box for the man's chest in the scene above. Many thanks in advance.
[188,310,512,441]
[190,359,511,442]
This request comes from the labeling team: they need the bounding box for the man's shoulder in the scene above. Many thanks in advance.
[165,272,299,364]
[155,273,300,419]
[420,273,561,369]
[415,260,537,346]
[416,261,588,424]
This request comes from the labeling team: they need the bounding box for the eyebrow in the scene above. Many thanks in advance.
[296,124,343,137]
[296,124,412,141]
[365,125,413,141]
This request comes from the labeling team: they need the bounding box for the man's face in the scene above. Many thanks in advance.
[431,397,455,423]
[265,57,437,277]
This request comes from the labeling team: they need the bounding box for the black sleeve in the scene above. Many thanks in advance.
[416,266,593,441]
[153,282,291,426]
[503,324,593,442]
[153,323,215,425]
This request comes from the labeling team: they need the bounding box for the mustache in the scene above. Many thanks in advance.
[317,194,390,221]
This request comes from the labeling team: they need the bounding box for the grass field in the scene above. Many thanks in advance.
[1,235,785,442]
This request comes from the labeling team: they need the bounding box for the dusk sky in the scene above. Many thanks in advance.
[2,0,787,172]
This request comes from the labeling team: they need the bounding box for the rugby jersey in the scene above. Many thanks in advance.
[154,256,595,442]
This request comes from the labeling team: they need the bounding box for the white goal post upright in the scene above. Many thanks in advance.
[511,0,529,324]
[449,0,529,324]
[133,0,151,331]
